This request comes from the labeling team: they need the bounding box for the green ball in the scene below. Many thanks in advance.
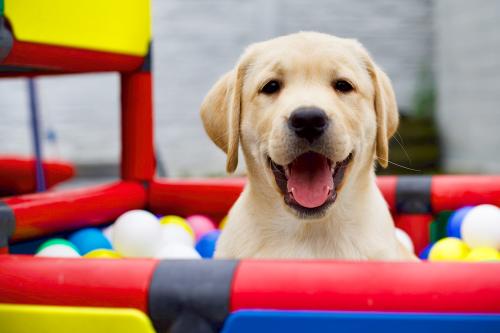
[37,238,79,254]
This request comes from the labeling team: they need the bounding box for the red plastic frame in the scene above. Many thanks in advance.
[5,181,147,242]
[1,40,144,75]
[231,260,500,313]
[0,255,157,312]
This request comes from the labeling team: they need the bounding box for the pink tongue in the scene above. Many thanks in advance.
[287,152,333,208]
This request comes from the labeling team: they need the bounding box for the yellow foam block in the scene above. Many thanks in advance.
[4,0,151,56]
[0,304,156,333]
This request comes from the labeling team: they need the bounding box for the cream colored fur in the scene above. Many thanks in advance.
[201,32,416,261]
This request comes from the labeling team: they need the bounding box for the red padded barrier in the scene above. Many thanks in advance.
[394,214,433,254]
[149,177,397,220]
[121,71,155,181]
[0,255,157,311]
[376,176,397,212]
[231,261,500,313]
[1,40,143,74]
[0,156,74,196]
[431,175,500,212]
[4,181,147,242]
[149,178,245,222]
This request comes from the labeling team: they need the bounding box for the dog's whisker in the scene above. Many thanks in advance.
[392,131,412,165]
[376,155,421,172]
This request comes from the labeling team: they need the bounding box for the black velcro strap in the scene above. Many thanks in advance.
[0,201,15,248]
[149,259,238,333]
[396,176,432,214]
[0,17,14,62]
[140,43,152,72]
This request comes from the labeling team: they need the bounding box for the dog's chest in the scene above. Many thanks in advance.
[251,231,369,260]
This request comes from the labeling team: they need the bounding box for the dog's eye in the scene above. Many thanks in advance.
[334,80,354,93]
[261,80,281,95]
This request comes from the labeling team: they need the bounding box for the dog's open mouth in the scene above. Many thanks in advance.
[268,151,353,217]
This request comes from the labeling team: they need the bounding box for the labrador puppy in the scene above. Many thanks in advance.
[201,32,416,260]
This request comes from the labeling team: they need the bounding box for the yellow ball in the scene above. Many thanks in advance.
[428,237,470,262]
[84,249,122,259]
[159,215,194,238]
[219,216,228,230]
[464,247,500,262]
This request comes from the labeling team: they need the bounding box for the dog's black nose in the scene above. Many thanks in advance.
[288,107,329,143]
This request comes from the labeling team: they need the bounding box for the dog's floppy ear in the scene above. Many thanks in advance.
[366,61,399,168]
[201,54,252,173]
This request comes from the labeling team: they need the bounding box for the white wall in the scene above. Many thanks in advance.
[0,0,433,176]
[434,0,500,173]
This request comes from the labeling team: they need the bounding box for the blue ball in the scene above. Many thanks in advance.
[195,230,221,259]
[446,206,473,238]
[68,228,112,255]
[419,243,434,260]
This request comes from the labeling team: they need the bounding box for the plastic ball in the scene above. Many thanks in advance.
[219,216,228,230]
[419,243,433,260]
[428,237,469,261]
[464,247,500,262]
[395,228,414,254]
[195,230,221,258]
[102,225,114,244]
[36,239,80,258]
[160,215,194,238]
[461,204,500,249]
[446,206,473,238]
[160,223,194,247]
[155,243,202,259]
[112,210,162,258]
[84,249,122,259]
[186,214,216,241]
[68,228,112,255]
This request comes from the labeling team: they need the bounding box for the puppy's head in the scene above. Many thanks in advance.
[201,32,398,219]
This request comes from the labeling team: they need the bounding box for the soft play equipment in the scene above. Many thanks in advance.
[0,1,499,333]
[0,156,74,196]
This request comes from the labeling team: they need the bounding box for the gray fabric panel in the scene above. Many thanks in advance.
[396,176,433,213]
[149,259,238,333]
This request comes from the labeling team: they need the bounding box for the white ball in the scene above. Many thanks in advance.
[161,224,194,247]
[155,243,201,259]
[36,245,81,258]
[395,227,414,254]
[102,225,114,244]
[112,210,162,257]
[461,204,500,249]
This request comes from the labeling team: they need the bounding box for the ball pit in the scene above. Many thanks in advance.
[428,237,469,261]
[112,210,162,258]
[446,206,472,238]
[425,204,500,262]
[196,230,221,258]
[186,214,216,241]
[395,227,414,253]
[68,228,112,255]
[84,249,122,259]
[465,247,500,262]
[27,202,500,263]
[461,204,500,249]
[28,211,225,260]
[36,239,80,258]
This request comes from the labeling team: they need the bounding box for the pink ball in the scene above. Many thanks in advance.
[186,215,216,241]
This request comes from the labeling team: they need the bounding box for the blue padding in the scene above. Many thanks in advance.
[221,310,500,333]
